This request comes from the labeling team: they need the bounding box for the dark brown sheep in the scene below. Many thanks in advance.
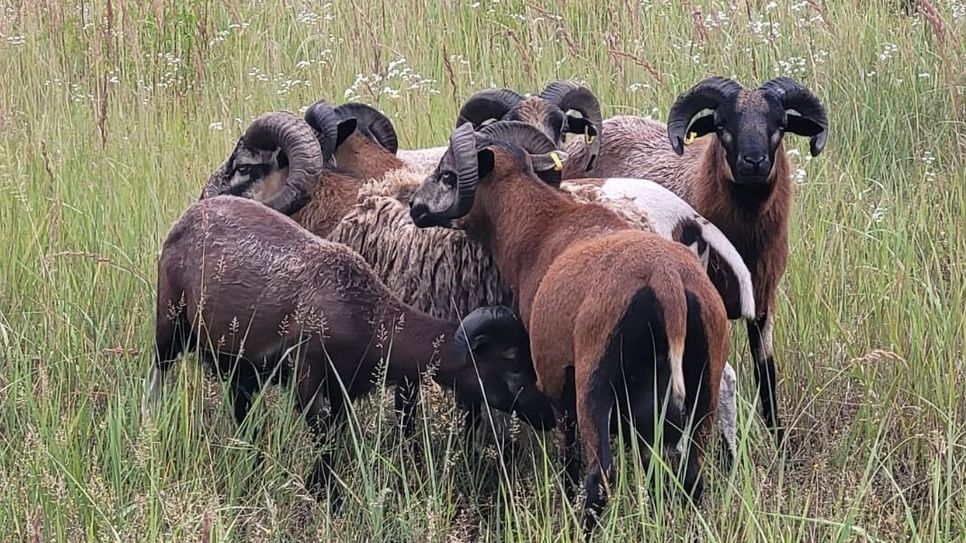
[142,195,555,497]
[408,123,730,531]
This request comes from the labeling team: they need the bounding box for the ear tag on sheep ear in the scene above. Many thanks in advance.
[549,151,564,171]
[684,131,698,146]
[584,126,595,145]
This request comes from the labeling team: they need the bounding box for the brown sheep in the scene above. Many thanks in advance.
[408,122,729,531]
[561,76,829,443]
[142,195,556,497]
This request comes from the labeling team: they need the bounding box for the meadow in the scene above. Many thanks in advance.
[0,0,964,541]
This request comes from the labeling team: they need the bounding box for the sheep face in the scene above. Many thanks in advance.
[667,76,828,188]
[410,123,564,229]
[450,305,556,429]
[223,139,284,198]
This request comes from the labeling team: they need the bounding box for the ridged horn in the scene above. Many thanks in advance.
[539,80,603,170]
[335,103,399,154]
[456,88,523,128]
[760,77,829,156]
[303,99,340,166]
[667,76,742,155]
[242,111,324,216]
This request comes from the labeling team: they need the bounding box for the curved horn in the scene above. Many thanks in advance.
[242,111,324,216]
[539,80,603,170]
[667,76,743,155]
[335,103,399,154]
[454,305,527,361]
[303,99,340,165]
[478,121,563,186]
[440,122,481,219]
[760,77,829,156]
[478,120,557,154]
[456,88,523,128]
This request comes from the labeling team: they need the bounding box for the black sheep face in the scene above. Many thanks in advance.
[224,139,287,198]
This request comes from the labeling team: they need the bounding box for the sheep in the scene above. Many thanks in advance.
[141,194,557,496]
[408,122,730,530]
[397,80,604,177]
[204,105,749,461]
[560,76,829,443]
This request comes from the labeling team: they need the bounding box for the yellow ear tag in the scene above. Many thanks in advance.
[584,125,596,145]
[550,151,563,171]
[684,131,698,145]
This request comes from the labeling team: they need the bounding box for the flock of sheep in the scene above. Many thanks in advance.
[141,75,828,531]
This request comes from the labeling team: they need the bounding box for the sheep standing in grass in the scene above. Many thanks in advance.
[409,122,730,530]
[142,195,555,496]
[202,103,751,458]
[561,76,829,442]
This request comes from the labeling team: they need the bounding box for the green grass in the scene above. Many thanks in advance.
[1,0,964,540]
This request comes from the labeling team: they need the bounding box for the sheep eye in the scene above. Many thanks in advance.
[236,165,251,175]
[442,172,457,188]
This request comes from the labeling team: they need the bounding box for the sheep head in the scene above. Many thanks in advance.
[205,112,324,216]
[667,76,828,187]
[409,122,566,228]
[450,305,556,430]
[456,80,603,170]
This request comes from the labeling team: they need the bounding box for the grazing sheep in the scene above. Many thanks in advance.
[142,195,555,495]
[561,76,828,443]
[409,122,730,530]
[398,80,604,177]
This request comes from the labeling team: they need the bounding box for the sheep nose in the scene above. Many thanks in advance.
[741,153,766,166]
[409,201,430,226]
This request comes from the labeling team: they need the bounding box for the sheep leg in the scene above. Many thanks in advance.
[555,368,581,500]
[747,311,784,445]
[142,310,192,425]
[302,378,348,502]
[715,362,738,471]
[575,358,615,533]
[394,378,420,437]
[229,363,263,428]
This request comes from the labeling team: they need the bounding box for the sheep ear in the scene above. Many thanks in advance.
[786,113,827,156]
[564,116,597,138]
[335,118,358,149]
[271,148,289,169]
[687,112,716,139]
[477,149,495,180]
[530,150,568,173]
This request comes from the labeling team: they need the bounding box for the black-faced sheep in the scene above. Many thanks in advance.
[561,76,828,443]
[142,195,555,495]
[409,122,730,530]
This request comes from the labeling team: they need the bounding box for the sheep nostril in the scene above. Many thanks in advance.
[409,202,430,224]
[742,153,766,166]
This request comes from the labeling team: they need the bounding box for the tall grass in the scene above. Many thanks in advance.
[0,0,963,540]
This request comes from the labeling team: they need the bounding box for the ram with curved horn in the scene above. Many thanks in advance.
[561,75,829,444]
[200,111,325,216]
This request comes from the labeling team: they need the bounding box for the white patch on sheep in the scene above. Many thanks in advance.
[716,362,739,458]
[597,178,757,320]
[141,365,164,425]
